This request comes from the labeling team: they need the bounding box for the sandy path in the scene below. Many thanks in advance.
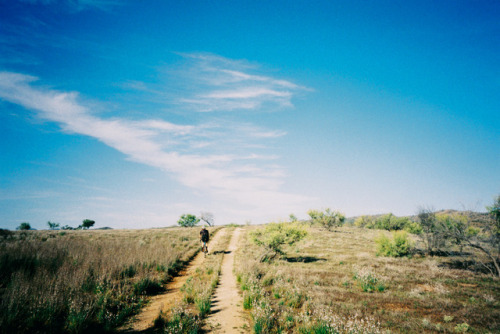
[120,228,227,333]
[203,228,249,333]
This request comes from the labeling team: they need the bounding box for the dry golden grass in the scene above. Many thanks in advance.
[235,224,499,333]
[0,227,215,333]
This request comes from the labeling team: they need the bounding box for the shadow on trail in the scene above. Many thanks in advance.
[284,256,326,263]
[209,308,222,315]
[211,250,231,255]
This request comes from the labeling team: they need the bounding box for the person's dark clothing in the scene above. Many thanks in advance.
[200,229,209,242]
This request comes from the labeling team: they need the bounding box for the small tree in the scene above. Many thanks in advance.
[81,219,95,230]
[444,197,500,277]
[178,214,200,227]
[308,208,345,231]
[251,222,308,262]
[200,212,214,227]
[17,222,31,230]
[354,215,374,228]
[289,213,298,222]
[417,208,445,254]
[47,221,60,230]
[486,195,500,238]
[374,214,411,231]
[417,201,500,277]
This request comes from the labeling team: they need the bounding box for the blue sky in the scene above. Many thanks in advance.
[1,0,498,229]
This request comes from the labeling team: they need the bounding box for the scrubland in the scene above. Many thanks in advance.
[235,225,499,334]
[1,219,498,334]
[0,227,214,333]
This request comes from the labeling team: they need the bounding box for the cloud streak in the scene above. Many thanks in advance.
[172,53,306,112]
[0,67,312,221]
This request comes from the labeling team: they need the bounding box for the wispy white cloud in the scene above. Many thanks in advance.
[137,120,195,135]
[120,80,149,92]
[218,69,300,90]
[0,70,312,222]
[170,53,306,112]
[202,87,291,100]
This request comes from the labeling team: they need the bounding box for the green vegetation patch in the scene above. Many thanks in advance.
[375,231,414,257]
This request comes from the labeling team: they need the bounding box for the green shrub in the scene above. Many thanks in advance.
[251,222,308,261]
[354,215,374,228]
[356,214,422,233]
[404,221,423,234]
[376,231,414,257]
[308,209,345,231]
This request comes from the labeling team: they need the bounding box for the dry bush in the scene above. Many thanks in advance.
[0,227,206,333]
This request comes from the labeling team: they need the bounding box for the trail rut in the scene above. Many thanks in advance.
[203,228,249,333]
[120,228,227,332]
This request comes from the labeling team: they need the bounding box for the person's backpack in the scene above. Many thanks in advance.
[201,229,209,242]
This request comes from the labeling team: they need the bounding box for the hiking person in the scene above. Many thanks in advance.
[200,226,209,254]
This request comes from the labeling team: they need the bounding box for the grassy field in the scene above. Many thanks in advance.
[0,227,215,333]
[1,222,498,334]
[235,224,499,334]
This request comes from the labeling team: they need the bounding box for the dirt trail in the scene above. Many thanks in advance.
[120,228,228,332]
[203,228,249,333]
